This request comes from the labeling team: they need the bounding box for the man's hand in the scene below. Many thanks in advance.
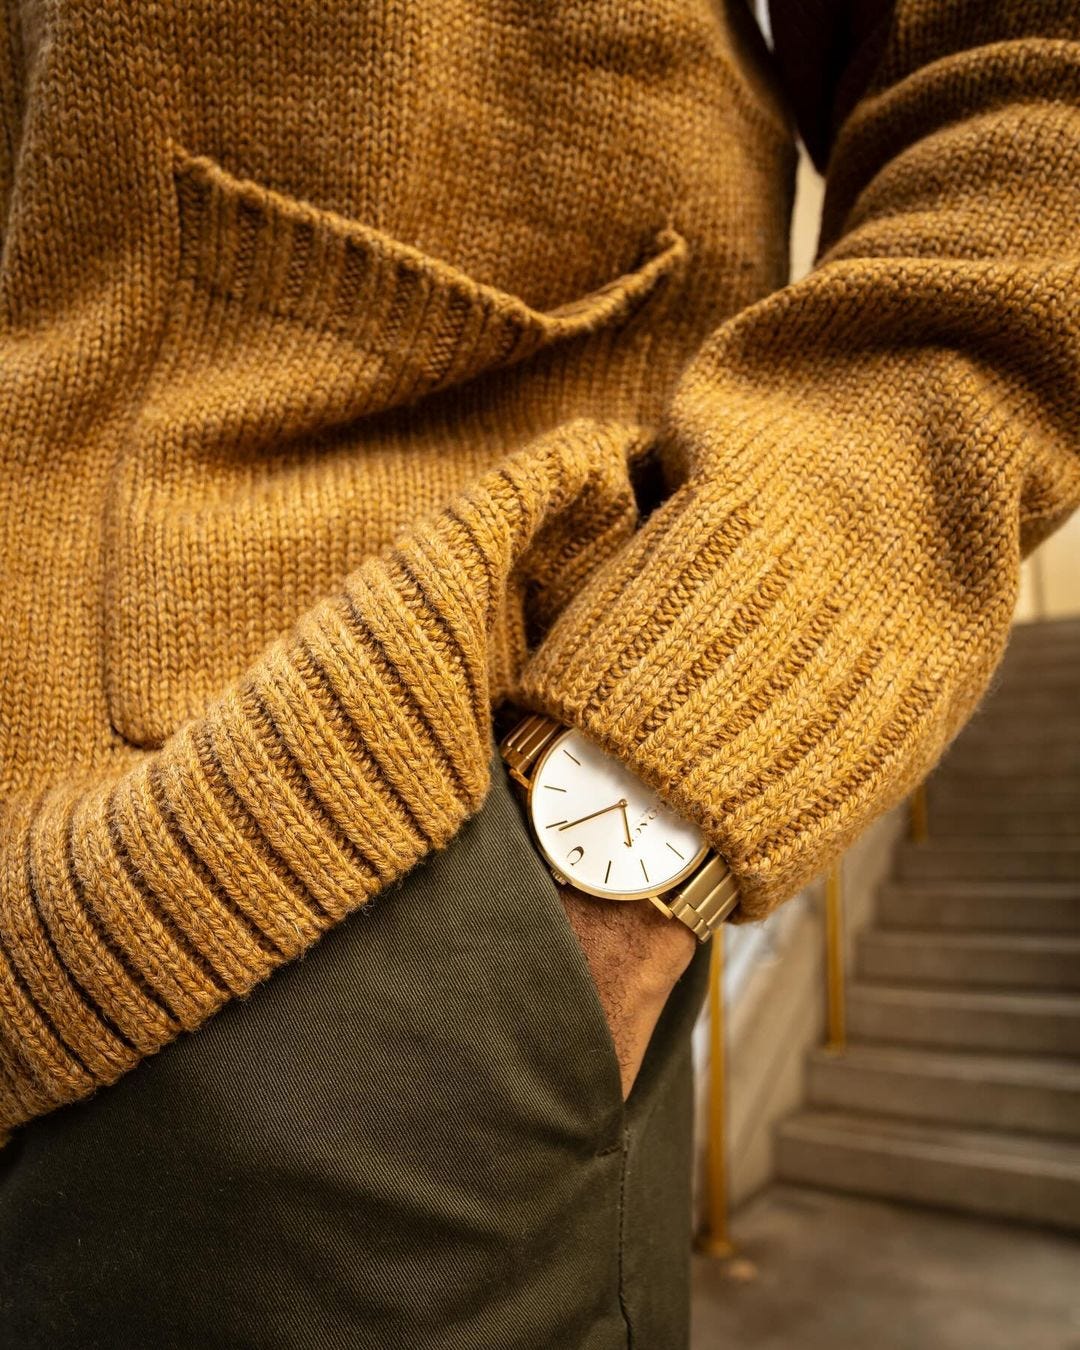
[557,885,697,1100]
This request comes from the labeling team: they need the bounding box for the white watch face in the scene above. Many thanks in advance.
[527,728,708,900]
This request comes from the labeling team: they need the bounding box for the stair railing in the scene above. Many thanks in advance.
[824,863,846,1054]
[700,782,931,1254]
[824,783,931,1060]
[699,930,736,1258]
[910,782,929,844]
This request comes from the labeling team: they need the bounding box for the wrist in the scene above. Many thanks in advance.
[500,711,738,941]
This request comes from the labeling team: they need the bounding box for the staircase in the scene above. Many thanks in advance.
[776,617,1080,1231]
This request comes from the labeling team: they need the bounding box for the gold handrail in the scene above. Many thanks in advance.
[909,782,929,844]
[826,779,930,1054]
[699,930,735,1258]
[824,863,846,1054]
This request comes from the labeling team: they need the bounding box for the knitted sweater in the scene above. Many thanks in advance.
[1,0,1078,1140]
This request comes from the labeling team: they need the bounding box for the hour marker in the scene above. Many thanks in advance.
[567,846,584,866]
[546,820,568,829]
[562,749,581,766]
[604,860,612,883]
[544,784,567,792]
[666,843,685,861]
[640,860,650,884]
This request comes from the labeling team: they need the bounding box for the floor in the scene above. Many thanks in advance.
[691,1185,1080,1350]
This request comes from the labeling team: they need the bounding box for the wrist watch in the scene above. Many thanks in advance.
[499,713,739,940]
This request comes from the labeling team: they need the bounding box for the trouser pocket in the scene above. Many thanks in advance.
[0,748,640,1350]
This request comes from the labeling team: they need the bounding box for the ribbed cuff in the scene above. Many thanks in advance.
[0,426,615,1137]
[514,392,1018,919]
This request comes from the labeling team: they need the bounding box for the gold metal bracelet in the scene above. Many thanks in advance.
[500,713,738,938]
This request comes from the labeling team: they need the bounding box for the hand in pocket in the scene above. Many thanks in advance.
[557,886,697,1099]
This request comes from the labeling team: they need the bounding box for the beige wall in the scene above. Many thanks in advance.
[693,806,903,1225]
[1017,515,1080,620]
[789,152,825,283]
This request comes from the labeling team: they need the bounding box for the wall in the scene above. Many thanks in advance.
[692,804,904,1226]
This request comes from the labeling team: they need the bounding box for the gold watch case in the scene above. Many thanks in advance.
[525,726,712,903]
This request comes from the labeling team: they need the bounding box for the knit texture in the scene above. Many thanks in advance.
[1,0,1079,1137]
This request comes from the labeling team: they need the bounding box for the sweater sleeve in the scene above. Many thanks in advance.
[515,0,1080,919]
[0,429,608,1139]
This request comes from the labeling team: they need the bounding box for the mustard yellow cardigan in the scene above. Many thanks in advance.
[1,0,1078,1138]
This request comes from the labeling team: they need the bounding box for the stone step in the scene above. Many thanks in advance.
[856,929,1080,991]
[927,789,1080,817]
[776,1109,1080,1229]
[986,682,1077,712]
[939,718,1074,750]
[942,722,1080,755]
[923,795,1079,828]
[924,809,1080,842]
[993,645,1080,672]
[930,765,1080,790]
[922,768,1080,837]
[928,768,1080,800]
[896,841,1080,882]
[951,721,1080,753]
[950,747,1080,775]
[847,984,1080,1055]
[1001,663,1080,680]
[998,632,1080,660]
[941,745,1080,775]
[999,646,1080,671]
[977,673,1080,699]
[969,704,1080,731]
[877,880,1080,931]
[925,814,1079,843]
[1007,615,1080,641]
[779,619,1080,1229]
[807,1045,1080,1140]
[1007,616,1080,642]
[991,657,1079,685]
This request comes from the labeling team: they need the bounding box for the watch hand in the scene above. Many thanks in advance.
[620,802,632,848]
[558,799,628,832]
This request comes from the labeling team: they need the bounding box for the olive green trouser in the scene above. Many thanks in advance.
[0,753,710,1349]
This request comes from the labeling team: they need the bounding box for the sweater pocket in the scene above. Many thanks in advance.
[163,147,689,426]
[103,145,687,748]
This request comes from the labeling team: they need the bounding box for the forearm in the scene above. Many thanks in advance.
[517,0,1080,916]
[0,436,609,1139]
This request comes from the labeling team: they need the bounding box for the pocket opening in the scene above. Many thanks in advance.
[102,147,689,748]
[173,144,689,414]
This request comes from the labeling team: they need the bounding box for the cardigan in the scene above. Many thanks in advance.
[1,0,1078,1139]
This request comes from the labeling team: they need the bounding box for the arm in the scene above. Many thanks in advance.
[527,0,1080,1049]
[0,435,604,1139]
